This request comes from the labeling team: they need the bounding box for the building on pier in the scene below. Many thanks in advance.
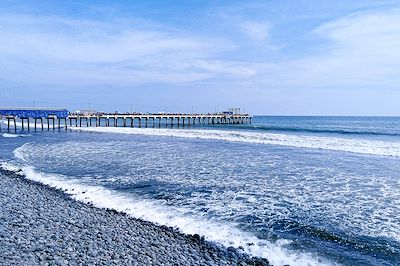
[0,107,69,130]
[0,107,68,119]
[74,110,100,116]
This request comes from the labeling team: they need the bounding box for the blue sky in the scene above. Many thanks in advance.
[0,0,400,115]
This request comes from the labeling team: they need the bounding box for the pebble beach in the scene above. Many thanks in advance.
[2,116,400,265]
[0,168,270,266]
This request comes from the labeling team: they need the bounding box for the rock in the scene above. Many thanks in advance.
[0,171,269,266]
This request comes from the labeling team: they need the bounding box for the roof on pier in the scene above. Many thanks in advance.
[0,107,69,118]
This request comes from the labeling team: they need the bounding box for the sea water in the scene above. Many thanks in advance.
[1,116,399,265]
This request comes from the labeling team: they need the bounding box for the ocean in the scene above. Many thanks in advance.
[1,116,399,266]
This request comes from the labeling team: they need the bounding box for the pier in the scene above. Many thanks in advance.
[68,113,252,128]
[0,108,252,131]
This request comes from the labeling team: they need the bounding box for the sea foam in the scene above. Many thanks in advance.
[70,127,400,157]
[0,160,333,266]
[2,133,31,138]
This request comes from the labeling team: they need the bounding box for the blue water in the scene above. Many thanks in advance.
[1,116,400,265]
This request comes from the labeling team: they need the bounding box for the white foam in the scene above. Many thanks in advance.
[70,127,400,157]
[13,143,30,161]
[2,133,19,138]
[2,133,30,138]
[0,161,22,172]
[0,161,333,266]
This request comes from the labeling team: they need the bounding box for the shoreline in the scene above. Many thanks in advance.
[0,168,270,265]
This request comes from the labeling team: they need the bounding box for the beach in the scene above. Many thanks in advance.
[0,168,270,266]
[1,116,400,265]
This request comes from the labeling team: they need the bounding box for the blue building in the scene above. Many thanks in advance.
[0,108,69,118]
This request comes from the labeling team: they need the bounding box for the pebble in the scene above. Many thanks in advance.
[0,169,270,265]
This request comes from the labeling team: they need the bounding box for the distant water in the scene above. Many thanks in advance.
[1,116,400,266]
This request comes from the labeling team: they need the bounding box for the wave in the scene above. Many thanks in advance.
[70,127,400,157]
[270,218,400,261]
[3,133,21,138]
[0,161,332,266]
[245,125,400,137]
[2,133,31,138]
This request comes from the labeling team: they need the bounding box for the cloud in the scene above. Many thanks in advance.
[250,9,400,91]
[1,5,400,115]
[239,21,272,42]
[0,14,249,86]
[3,9,399,91]
[0,19,206,63]
[302,9,400,88]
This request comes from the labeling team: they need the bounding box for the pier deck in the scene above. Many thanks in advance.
[67,113,252,128]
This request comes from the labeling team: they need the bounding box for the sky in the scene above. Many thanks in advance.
[0,0,400,115]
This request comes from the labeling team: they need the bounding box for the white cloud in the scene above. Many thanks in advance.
[300,9,400,88]
[4,9,399,91]
[239,21,272,42]
[0,15,213,62]
[250,9,400,91]
[2,8,400,115]
[0,14,251,86]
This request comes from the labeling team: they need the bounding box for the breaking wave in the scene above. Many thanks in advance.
[244,125,400,136]
[70,127,400,157]
[0,161,332,266]
[2,133,31,138]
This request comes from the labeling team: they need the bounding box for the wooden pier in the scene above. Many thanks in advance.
[0,109,252,131]
[67,113,252,128]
